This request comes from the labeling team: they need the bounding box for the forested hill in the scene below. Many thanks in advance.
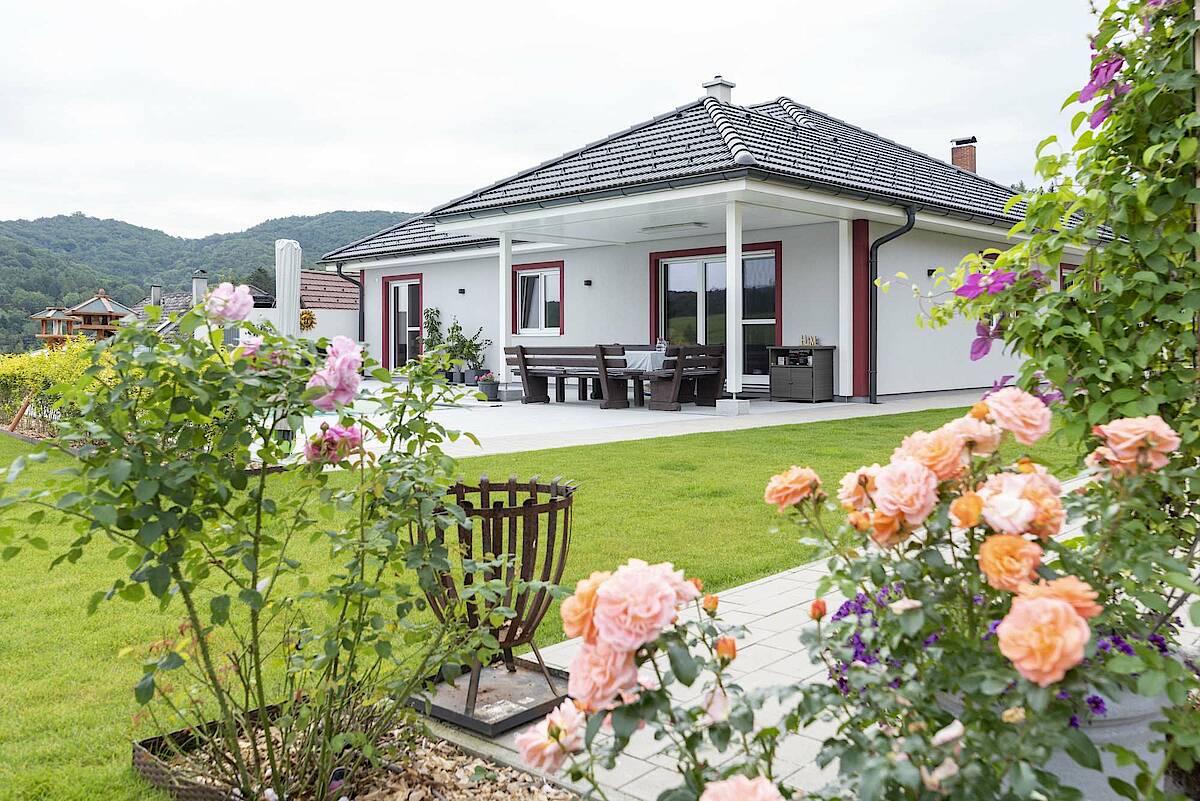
[0,210,416,353]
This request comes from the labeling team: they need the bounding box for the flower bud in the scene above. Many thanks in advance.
[1001,706,1026,724]
[702,594,719,615]
[715,636,737,663]
[689,577,704,593]
[810,598,827,621]
[970,401,991,421]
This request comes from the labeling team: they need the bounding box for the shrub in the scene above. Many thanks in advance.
[0,336,99,434]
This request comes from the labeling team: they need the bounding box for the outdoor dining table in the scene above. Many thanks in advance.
[623,349,668,372]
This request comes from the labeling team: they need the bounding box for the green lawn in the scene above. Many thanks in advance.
[0,407,1082,801]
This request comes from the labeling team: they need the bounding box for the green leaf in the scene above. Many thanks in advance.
[1106,654,1144,675]
[134,672,155,704]
[1065,727,1102,770]
[666,640,699,686]
[1137,670,1166,698]
[107,459,132,487]
[133,479,159,502]
[210,595,231,625]
[1189,601,1200,628]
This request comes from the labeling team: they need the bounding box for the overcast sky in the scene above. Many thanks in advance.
[0,0,1096,238]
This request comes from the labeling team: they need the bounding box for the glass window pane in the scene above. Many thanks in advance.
[407,328,420,361]
[743,256,775,320]
[408,284,420,319]
[663,261,698,344]
[519,274,542,330]
[743,324,774,376]
[705,260,726,345]
[544,271,561,330]
[223,325,239,346]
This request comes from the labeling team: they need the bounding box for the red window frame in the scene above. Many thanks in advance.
[511,260,565,335]
[380,272,422,369]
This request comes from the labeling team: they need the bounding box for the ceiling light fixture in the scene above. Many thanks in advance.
[638,221,708,233]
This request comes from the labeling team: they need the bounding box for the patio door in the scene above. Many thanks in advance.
[388,279,421,368]
[660,250,777,385]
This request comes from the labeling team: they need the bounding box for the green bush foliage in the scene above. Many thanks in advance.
[0,336,98,433]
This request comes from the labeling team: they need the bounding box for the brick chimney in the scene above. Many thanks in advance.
[951,136,978,172]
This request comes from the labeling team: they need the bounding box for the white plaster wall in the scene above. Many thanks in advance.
[239,307,357,344]
[354,221,1011,396]
[871,224,1022,396]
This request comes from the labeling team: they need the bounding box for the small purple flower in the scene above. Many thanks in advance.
[983,620,1001,641]
[955,270,1018,300]
[1111,634,1135,656]
[1069,715,1081,729]
[983,375,1015,399]
[1080,55,1124,102]
[1149,634,1169,655]
[923,633,941,648]
[1086,695,1107,716]
[972,594,984,606]
[1056,690,1071,700]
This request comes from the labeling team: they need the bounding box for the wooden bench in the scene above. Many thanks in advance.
[504,345,623,406]
[642,345,726,411]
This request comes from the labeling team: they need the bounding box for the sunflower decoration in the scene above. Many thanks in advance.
[299,308,317,332]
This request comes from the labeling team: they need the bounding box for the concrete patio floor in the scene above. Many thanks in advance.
[303,386,986,458]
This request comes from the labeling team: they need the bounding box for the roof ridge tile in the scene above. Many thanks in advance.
[701,96,758,167]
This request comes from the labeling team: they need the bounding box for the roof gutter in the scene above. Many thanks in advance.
[868,206,917,405]
[335,264,365,343]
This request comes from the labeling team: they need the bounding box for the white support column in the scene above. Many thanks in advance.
[837,219,853,397]
[497,232,513,386]
[724,201,744,396]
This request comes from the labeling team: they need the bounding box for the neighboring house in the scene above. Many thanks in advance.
[129,269,359,343]
[320,76,1082,401]
[55,289,135,341]
[29,307,82,347]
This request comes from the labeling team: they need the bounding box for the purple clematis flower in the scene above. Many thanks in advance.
[983,375,1015,399]
[955,270,1018,300]
[1080,56,1124,102]
[1089,83,1131,128]
[970,322,994,361]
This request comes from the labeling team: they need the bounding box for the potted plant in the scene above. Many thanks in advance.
[421,307,455,382]
[445,317,492,384]
[475,371,499,401]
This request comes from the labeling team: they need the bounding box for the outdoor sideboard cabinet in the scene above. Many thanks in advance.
[767,346,835,403]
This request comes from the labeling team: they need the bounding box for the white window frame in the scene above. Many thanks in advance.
[516,267,563,336]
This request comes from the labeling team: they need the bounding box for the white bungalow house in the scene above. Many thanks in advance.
[320,77,1081,402]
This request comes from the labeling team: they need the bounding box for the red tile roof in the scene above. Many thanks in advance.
[300,269,360,310]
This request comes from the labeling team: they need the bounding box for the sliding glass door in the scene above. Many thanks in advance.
[659,250,777,383]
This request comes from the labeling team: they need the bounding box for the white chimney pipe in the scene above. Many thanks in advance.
[150,285,162,307]
[275,239,302,337]
[191,270,208,307]
[702,75,735,103]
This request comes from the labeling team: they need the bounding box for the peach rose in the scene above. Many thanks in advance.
[1015,459,1063,495]
[945,415,1003,456]
[1093,415,1181,472]
[567,641,638,712]
[1086,445,1129,475]
[978,534,1043,592]
[1018,576,1103,620]
[894,428,967,481]
[764,466,823,511]
[593,559,679,651]
[870,510,910,548]
[715,636,738,662]
[985,387,1052,445]
[561,571,611,644]
[873,460,939,526]
[516,699,585,773]
[977,473,1036,535]
[997,596,1091,686]
[699,776,784,801]
[1022,477,1065,540]
[848,510,872,532]
[651,562,702,605]
[949,492,983,528]
[838,464,881,511]
[702,594,719,615]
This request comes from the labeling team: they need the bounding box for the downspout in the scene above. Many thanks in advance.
[335,263,365,342]
[869,206,917,404]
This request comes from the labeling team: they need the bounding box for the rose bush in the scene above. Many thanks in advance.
[0,296,519,801]
[522,392,1200,800]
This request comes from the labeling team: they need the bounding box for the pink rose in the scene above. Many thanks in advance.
[593,559,680,651]
[700,686,730,724]
[944,416,1002,456]
[1093,415,1181,472]
[567,641,638,712]
[977,473,1037,535]
[304,423,363,464]
[699,776,784,801]
[650,562,701,605]
[308,337,363,411]
[204,282,255,324]
[237,334,263,358]
[515,699,585,773]
[997,596,1090,686]
[982,387,1051,445]
[837,464,881,511]
[893,428,967,481]
[872,459,939,527]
